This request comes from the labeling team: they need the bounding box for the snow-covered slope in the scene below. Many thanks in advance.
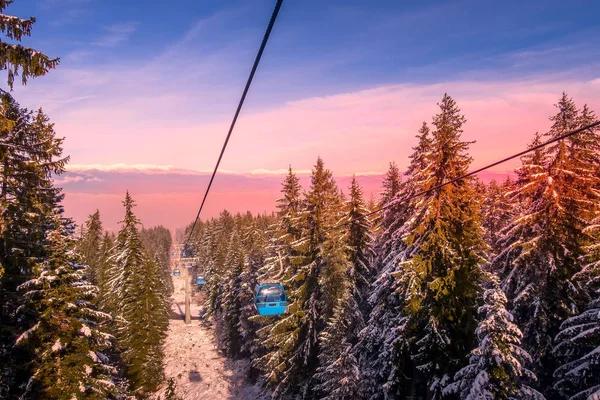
[151,272,261,399]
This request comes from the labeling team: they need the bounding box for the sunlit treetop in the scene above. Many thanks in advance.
[0,0,59,90]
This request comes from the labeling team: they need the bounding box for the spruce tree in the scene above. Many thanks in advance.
[203,211,235,319]
[553,298,600,399]
[553,214,600,399]
[314,283,361,400]
[481,178,515,266]
[140,226,174,296]
[109,192,168,395]
[238,216,271,374]
[96,233,113,313]
[261,166,303,280]
[401,94,486,398]
[378,161,402,219]
[15,217,119,399]
[255,167,305,392]
[357,122,433,400]
[78,210,103,285]
[0,91,69,396]
[221,229,245,358]
[258,157,343,398]
[493,95,599,392]
[373,161,403,272]
[316,176,372,399]
[444,286,543,400]
[344,176,374,304]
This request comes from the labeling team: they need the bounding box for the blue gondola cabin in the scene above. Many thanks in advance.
[255,283,287,316]
[173,269,180,276]
[196,275,206,285]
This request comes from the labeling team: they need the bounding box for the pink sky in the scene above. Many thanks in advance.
[59,169,513,232]
[39,76,600,231]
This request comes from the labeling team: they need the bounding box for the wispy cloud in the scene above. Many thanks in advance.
[67,164,315,176]
[93,22,138,47]
[42,0,92,6]
[67,163,181,172]
[41,0,92,12]
[43,0,93,27]
[248,168,311,175]
[53,175,100,185]
[63,50,94,63]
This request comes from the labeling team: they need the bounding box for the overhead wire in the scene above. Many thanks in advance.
[184,0,284,245]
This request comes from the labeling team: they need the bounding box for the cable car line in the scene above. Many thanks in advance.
[184,0,285,246]
[290,119,600,246]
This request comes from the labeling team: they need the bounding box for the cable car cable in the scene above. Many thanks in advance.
[185,0,285,246]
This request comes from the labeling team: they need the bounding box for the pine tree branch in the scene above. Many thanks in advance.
[0,41,59,89]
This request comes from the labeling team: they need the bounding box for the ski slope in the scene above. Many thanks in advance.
[152,271,261,399]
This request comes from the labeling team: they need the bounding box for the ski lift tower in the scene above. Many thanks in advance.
[178,243,199,325]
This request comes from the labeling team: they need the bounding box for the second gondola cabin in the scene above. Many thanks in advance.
[255,283,287,316]
[173,269,181,276]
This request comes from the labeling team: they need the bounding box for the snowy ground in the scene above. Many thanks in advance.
[151,269,262,400]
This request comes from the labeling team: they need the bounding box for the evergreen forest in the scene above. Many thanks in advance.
[1,1,599,399]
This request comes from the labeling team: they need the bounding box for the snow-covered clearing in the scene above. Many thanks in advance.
[152,271,261,400]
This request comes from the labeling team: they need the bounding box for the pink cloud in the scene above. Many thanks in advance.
[52,77,599,178]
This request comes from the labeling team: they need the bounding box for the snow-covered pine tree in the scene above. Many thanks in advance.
[108,192,168,395]
[553,298,600,399]
[372,161,403,274]
[96,233,114,315]
[553,210,600,399]
[221,228,245,358]
[357,122,433,400]
[493,95,600,392]
[258,157,343,398]
[344,176,374,305]
[375,161,402,236]
[238,215,272,377]
[314,282,360,400]
[444,286,543,400]
[0,91,69,396]
[104,193,141,323]
[401,94,487,399]
[0,0,59,90]
[315,176,372,400]
[134,255,169,392]
[78,210,103,285]
[375,122,433,279]
[255,167,305,391]
[15,217,120,399]
[140,226,174,296]
[482,178,515,267]
[260,166,304,280]
[203,211,235,319]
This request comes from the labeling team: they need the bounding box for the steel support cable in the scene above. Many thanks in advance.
[293,120,600,246]
[185,0,284,245]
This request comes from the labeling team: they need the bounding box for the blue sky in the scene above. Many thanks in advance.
[5,0,600,172]
[13,0,600,103]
